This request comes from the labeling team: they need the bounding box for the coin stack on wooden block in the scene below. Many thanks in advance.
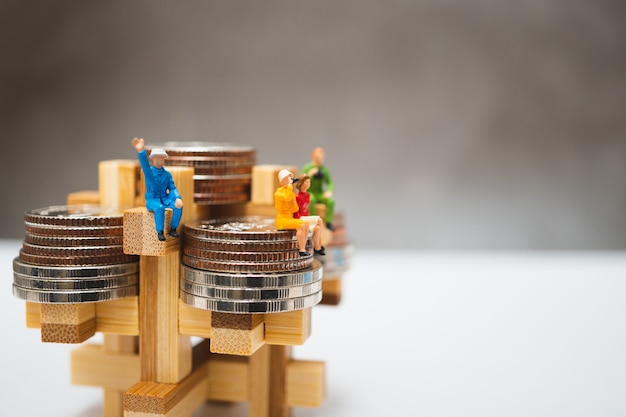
[11,140,350,417]
[12,205,140,343]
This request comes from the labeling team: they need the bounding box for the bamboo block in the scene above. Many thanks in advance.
[269,346,292,417]
[251,165,299,205]
[248,344,271,417]
[123,207,179,256]
[320,277,342,306]
[96,297,139,335]
[25,302,41,328]
[67,190,100,205]
[285,360,325,408]
[102,335,139,417]
[140,252,192,383]
[41,321,96,344]
[41,303,97,343]
[210,313,265,356]
[264,308,311,346]
[123,365,207,416]
[40,303,96,324]
[205,355,248,402]
[178,300,212,338]
[99,160,140,208]
[71,344,140,390]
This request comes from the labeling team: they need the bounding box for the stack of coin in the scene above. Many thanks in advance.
[12,205,139,303]
[145,142,256,205]
[315,211,353,275]
[181,216,323,313]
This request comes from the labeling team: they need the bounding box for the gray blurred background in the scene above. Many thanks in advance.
[1,0,625,250]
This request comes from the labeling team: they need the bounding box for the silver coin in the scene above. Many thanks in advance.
[180,289,322,313]
[180,260,323,288]
[181,279,322,301]
[12,258,139,278]
[146,141,255,154]
[13,273,138,291]
[12,284,138,304]
[24,205,126,227]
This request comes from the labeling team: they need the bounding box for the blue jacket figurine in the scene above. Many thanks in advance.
[132,137,183,241]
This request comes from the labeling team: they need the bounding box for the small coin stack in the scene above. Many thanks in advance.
[315,211,353,275]
[12,205,140,304]
[181,216,323,313]
[145,141,256,205]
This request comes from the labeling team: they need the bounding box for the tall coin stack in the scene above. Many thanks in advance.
[181,216,323,313]
[145,142,256,205]
[12,205,140,303]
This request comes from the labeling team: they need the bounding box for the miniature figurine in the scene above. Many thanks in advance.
[302,147,335,231]
[274,169,324,256]
[132,137,183,241]
[294,174,325,250]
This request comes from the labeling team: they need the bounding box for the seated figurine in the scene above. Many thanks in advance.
[302,147,335,231]
[132,137,183,241]
[274,169,324,257]
[294,174,325,236]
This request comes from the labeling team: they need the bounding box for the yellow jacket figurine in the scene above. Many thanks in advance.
[274,169,325,257]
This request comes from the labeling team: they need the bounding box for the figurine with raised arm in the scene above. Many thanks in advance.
[302,147,335,231]
[132,137,183,241]
[274,169,325,257]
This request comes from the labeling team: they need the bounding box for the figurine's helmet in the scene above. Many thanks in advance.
[149,148,169,158]
[278,169,293,183]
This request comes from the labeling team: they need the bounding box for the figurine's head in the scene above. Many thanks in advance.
[278,169,294,187]
[150,148,169,168]
[295,175,310,192]
[311,147,325,166]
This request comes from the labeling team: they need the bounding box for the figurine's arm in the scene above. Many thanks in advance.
[132,138,153,186]
[323,166,334,198]
[167,174,184,208]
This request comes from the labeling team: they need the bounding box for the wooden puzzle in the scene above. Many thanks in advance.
[12,142,352,417]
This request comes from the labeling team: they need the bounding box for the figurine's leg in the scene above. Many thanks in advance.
[170,206,183,229]
[297,224,309,255]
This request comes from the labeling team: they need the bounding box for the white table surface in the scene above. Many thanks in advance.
[2,238,626,417]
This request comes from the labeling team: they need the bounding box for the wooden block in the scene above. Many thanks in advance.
[178,300,212,338]
[140,252,192,383]
[71,343,140,390]
[41,303,97,343]
[96,297,139,335]
[67,190,100,205]
[248,344,271,417]
[99,160,140,208]
[206,355,249,402]
[123,364,207,415]
[210,313,265,356]
[41,303,96,325]
[251,165,299,205]
[102,335,138,417]
[269,346,292,417]
[320,277,342,306]
[285,360,325,408]
[265,308,311,346]
[42,321,96,344]
[123,207,179,256]
[25,302,41,328]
